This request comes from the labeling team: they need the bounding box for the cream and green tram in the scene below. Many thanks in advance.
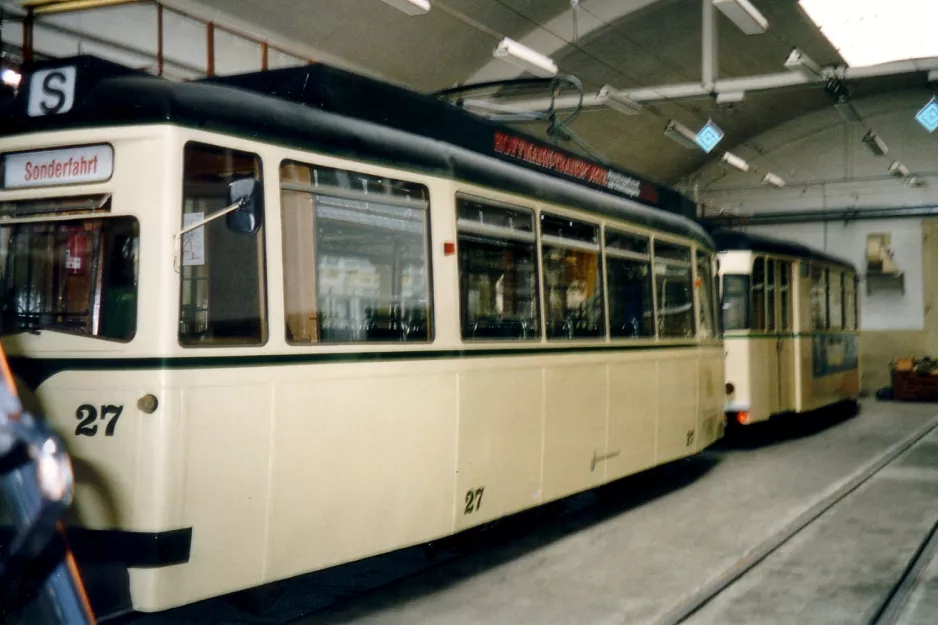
[711,229,860,426]
[0,55,725,616]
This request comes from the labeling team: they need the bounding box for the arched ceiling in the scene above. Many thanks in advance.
[167,0,932,185]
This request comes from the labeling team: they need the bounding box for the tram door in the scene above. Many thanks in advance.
[776,261,795,412]
[765,259,780,414]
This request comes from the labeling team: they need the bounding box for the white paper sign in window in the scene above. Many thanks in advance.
[182,212,206,266]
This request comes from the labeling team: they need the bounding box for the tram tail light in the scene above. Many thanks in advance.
[736,411,750,425]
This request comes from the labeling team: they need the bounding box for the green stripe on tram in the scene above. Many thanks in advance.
[723,332,860,340]
[9,341,723,387]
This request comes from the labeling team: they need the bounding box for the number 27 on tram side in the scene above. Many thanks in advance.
[711,228,861,426]
[0,56,725,616]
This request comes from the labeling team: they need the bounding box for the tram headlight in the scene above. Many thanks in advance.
[725,382,735,395]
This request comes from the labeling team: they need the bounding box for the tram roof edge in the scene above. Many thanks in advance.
[0,55,712,249]
[708,227,856,271]
[198,62,697,220]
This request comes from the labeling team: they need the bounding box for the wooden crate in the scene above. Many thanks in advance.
[893,369,938,401]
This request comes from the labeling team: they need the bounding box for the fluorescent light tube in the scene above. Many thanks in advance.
[716,91,745,104]
[597,85,643,115]
[762,172,786,188]
[721,152,751,172]
[784,48,824,80]
[379,0,430,15]
[493,38,558,78]
[664,120,699,149]
[714,0,769,35]
[862,130,888,156]
[889,161,910,178]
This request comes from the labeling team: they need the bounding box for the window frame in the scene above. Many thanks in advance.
[778,260,792,332]
[278,158,434,345]
[695,249,718,340]
[540,212,606,341]
[751,256,766,332]
[652,238,696,340]
[604,227,656,340]
[456,194,540,342]
[179,140,269,348]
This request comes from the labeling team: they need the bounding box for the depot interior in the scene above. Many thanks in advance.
[1,0,934,392]
[4,0,938,621]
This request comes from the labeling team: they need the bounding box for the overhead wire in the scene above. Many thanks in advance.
[435,0,840,187]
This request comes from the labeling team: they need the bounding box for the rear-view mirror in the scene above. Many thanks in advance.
[226,177,263,235]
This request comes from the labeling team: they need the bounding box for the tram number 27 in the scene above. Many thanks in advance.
[464,487,485,515]
[75,404,124,437]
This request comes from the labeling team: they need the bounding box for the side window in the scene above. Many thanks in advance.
[696,251,716,339]
[541,214,604,339]
[766,258,776,332]
[829,270,843,330]
[779,261,792,331]
[605,230,654,338]
[722,274,750,331]
[810,264,828,331]
[457,197,539,340]
[654,241,694,339]
[751,257,766,331]
[179,143,266,346]
[279,161,431,343]
[854,274,860,329]
[844,272,856,330]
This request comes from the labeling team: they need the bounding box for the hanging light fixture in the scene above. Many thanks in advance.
[762,173,786,188]
[721,152,751,172]
[713,0,769,35]
[492,38,558,77]
[784,48,824,79]
[664,120,699,149]
[597,85,643,115]
[862,130,889,156]
[379,0,430,16]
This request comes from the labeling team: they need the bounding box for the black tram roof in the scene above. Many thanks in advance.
[0,55,712,250]
[708,227,856,271]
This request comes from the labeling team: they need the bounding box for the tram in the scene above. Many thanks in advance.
[0,55,724,614]
[711,228,860,426]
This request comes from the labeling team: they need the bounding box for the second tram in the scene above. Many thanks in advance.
[713,228,861,425]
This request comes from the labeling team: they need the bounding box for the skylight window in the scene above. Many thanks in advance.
[799,0,938,67]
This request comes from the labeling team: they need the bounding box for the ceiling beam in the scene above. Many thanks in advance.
[460,57,938,115]
[463,0,664,84]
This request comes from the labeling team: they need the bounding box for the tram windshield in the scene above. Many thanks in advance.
[721,274,750,331]
[0,207,139,341]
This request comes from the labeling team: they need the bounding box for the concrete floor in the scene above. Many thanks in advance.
[128,400,938,625]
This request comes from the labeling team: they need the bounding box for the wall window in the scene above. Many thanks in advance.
[457,197,539,340]
[180,143,266,346]
[829,270,843,330]
[654,241,694,338]
[779,261,792,331]
[844,272,856,330]
[722,275,750,331]
[810,264,828,331]
[541,214,604,339]
[696,251,717,339]
[605,230,654,338]
[279,161,431,343]
[751,257,766,331]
